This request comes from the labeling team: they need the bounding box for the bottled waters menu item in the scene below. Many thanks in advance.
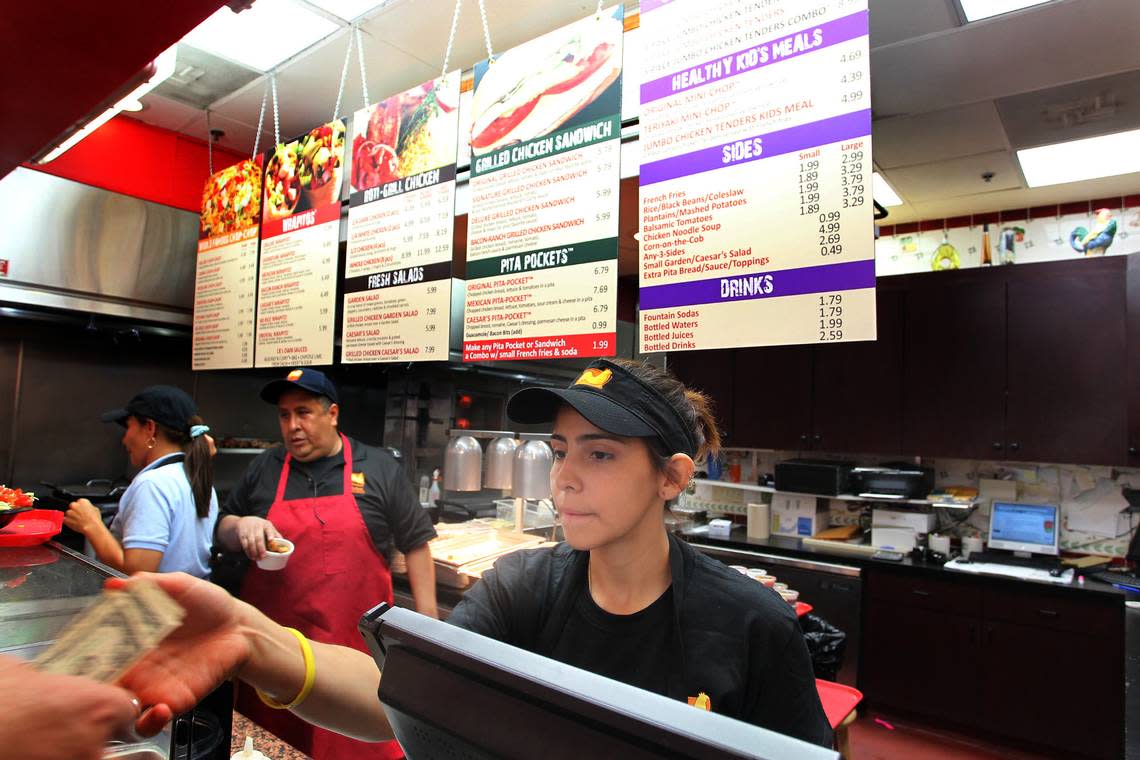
[343,73,461,363]
[463,7,624,362]
[638,0,876,352]
[193,158,263,370]
[255,120,346,367]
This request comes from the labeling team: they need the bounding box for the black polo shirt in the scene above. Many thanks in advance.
[220,436,436,564]
[447,534,832,748]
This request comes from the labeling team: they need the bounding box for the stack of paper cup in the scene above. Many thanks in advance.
[962,535,984,558]
[746,503,770,539]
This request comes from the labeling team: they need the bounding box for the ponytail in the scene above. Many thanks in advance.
[152,415,214,519]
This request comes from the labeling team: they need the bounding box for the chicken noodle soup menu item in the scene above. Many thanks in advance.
[194,157,263,370]
[343,72,461,363]
[255,120,346,368]
[638,0,876,352]
[463,6,624,362]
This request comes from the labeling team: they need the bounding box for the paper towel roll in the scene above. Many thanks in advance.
[747,503,770,539]
[962,535,983,558]
[930,533,951,556]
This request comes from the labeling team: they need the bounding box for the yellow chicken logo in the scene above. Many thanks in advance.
[574,368,613,389]
[351,472,366,494]
[287,369,304,381]
[687,692,711,711]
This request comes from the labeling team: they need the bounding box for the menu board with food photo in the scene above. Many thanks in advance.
[638,0,876,352]
[342,72,461,364]
[193,157,263,370]
[463,6,624,363]
[255,119,346,368]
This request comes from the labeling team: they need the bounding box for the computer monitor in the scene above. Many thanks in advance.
[358,604,838,760]
[987,501,1060,556]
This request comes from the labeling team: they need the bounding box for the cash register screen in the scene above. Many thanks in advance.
[358,604,838,760]
[988,501,1060,555]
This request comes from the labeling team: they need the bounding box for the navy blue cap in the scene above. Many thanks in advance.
[102,385,198,433]
[260,368,339,405]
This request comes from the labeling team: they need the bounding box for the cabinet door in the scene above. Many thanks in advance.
[981,620,1121,760]
[901,268,1007,460]
[666,349,735,444]
[732,345,814,449]
[812,289,904,455]
[1127,253,1140,464]
[1006,258,1127,465]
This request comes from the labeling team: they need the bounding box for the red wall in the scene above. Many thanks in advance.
[25,116,249,213]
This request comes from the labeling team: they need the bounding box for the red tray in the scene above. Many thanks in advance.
[0,509,63,547]
[795,601,813,618]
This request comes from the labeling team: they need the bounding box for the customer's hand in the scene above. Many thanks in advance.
[64,498,103,536]
[113,573,253,736]
[0,654,139,760]
[235,516,281,561]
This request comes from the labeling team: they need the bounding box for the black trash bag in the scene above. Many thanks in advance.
[800,613,846,682]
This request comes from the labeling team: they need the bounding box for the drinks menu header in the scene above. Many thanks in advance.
[638,0,876,352]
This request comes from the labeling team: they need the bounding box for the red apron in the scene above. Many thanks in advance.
[238,435,403,760]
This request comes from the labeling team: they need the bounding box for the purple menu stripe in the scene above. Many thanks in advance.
[641,11,869,105]
[640,109,870,186]
[640,259,875,311]
[640,0,672,12]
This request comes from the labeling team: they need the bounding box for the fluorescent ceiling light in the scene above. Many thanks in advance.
[1017,128,1140,187]
[304,0,393,21]
[181,0,340,72]
[39,47,177,164]
[873,172,904,207]
[958,0,1055,22]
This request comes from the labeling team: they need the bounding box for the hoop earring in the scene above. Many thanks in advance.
[147,438,156,450]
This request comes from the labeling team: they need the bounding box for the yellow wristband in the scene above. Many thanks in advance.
[257,627,316,710]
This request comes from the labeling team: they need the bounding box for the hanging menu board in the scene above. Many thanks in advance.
[638,0,875,352]
[463,7,624,362]
[343,72,461,363]
[193,158,263,370]
[255,120,346,367]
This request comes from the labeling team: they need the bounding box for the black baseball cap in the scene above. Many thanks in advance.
[507,359,697,458]
[260,368,339,405]
[101,385,198,432]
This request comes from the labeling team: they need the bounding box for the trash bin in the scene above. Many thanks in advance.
[801,613,847,682]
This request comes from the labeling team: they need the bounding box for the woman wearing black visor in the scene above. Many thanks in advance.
[112,360,831,749]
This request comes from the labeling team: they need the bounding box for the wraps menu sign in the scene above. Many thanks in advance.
[463,7,624,362]
[255,120,346,367]
[343,72,461,363]
[193,158,263,370]
[638,0,876,352]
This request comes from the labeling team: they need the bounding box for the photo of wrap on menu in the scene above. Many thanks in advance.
[343,72,462,364]
[464,6,624,363]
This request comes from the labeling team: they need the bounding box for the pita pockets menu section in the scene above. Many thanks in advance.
[193,158,263,370]
[255,119,346,368]
[343,72,461,363]
[638,0,876,352]
[463,6,624,362]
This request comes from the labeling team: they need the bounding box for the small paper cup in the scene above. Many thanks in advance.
[779,589,800,603]
[758,576,777,587]
[745,568,767,580]
[729,565,749,575]
[256,538,294,571]
[773,582,788,593]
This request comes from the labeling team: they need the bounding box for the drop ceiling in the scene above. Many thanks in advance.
[130,0,1140,225]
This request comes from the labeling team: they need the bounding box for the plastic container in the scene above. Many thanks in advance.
[255,538,294,571]
[231,737,270,760]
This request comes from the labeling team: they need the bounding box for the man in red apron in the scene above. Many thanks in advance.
[215,368,438,759]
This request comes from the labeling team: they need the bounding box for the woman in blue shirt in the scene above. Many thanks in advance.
[65,385,218,577]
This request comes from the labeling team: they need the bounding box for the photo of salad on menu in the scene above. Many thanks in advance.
[263,119,346,220]
[470,6,623,158]
[199,158,262,239]
[351,73,460,192]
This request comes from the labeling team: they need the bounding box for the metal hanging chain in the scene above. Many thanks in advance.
[441,0,463,78]
[271,72,281,146]
[205,109,215,175]
[332,25,356,122]
[596,0,604,17]
[355,26,370,109]
[252,79,269,158]
[477,0,495,63]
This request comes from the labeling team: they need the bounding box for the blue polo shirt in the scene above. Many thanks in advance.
[110,453,219,577]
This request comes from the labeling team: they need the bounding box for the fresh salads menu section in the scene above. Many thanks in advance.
[638,0,876,352]
[463,7,624,362]
[193,159,263,370]
[343,73,461,363]
[255,120,346,367]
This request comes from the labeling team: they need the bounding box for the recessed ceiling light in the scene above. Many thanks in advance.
[958,0,1055,22]
[1017,128,1140,187]
[873,172,904,207]
[180,0,340,72]
[304,0,394,22]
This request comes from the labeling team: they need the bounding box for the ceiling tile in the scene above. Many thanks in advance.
[997,69,1140,150]
[868,0,960,48]
[134,93,204,133]
[873,101,1008,168]
[885,150,1022,202]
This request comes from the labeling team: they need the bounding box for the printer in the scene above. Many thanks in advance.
[871,508,936,551]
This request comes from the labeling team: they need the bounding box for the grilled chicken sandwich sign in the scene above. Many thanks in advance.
[463,6,624,362]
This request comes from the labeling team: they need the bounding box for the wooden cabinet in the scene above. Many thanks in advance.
[732,345,813,450]
[1127,253,1140,464]
[666,349,735,444]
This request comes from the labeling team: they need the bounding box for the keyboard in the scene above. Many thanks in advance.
[963,551,1061,572]
[945,558,1073,584]
[1089,571,1140,589]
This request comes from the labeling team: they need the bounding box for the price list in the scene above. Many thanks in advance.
[638,0,876,352]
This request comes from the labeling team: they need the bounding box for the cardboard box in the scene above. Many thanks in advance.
[771,493,830,537]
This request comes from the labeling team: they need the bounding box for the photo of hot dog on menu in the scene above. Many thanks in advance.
[351,73,459,192]
[469,7,623,157]
[263,119,346,221]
